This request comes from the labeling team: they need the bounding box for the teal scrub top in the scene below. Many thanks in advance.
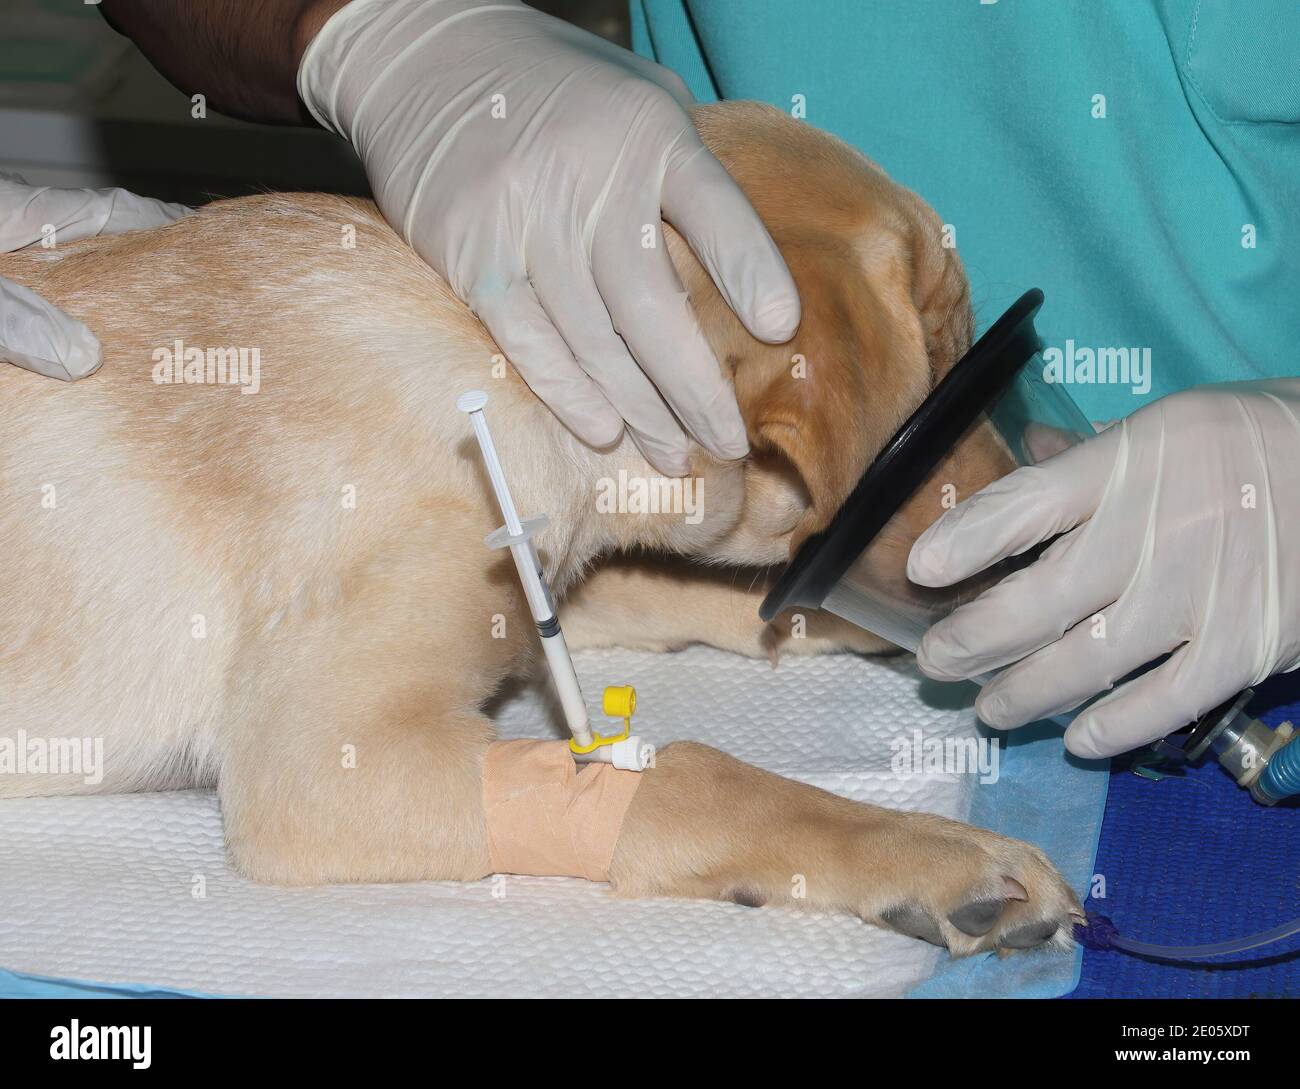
[633,0,1300,422]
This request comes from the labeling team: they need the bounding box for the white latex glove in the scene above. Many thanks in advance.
[907,381,1300,760]
[0,174,188,379]
[298,0,800,475]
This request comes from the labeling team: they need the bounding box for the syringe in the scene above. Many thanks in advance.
[457,390,648,771]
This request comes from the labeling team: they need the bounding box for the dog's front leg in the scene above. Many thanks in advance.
[561,554,892,660]
[217,536,512,885]
[610,743,1084,956]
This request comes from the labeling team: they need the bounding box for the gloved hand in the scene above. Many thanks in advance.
[0,174,188,379]
[297,0,800,475]
[907,381,1300,760]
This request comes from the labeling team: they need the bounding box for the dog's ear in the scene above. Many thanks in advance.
[894,187,974,382]
[734,241,934,549]
[664,99,971,551]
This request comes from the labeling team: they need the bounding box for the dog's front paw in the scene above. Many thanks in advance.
[611,742,1082,957]
[861,814,1084,957]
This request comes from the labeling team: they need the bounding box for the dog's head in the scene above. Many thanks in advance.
[665,101,987,567]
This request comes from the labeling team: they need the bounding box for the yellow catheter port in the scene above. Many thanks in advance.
[569,685,636,754]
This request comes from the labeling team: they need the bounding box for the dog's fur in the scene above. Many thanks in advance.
[0,102,1081,955]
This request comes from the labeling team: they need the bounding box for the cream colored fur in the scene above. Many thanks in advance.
[0,102,1081,955]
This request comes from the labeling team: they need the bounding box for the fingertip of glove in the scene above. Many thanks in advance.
[974,691,1012,730]
[747,294,800,344]
[687,394,749,462]
[914,638,956,682]
[624,426,692,477]
[574,411,625,451]
[650,448,692,477]
[708,431,750,461]
[64,326,104,380]
[1063,719,1111,761]
[906,541,947,587]
[66,349,103,380]
[916,628,992,686]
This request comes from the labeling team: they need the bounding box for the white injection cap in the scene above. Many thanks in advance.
[608,736,652,772]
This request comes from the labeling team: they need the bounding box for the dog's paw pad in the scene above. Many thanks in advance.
[727,887,767,909]
[862,824,1082,958]
[998,920,1060,950]
[882,904,946,947]
[947,898,1005,937]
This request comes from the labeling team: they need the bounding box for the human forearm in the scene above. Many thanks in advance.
[99,0,349,123]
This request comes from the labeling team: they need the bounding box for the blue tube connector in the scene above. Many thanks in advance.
[1184,700,1300,806]
[1258,730,1300,803]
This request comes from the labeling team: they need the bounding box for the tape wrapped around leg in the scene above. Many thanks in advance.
[483,740,644,881]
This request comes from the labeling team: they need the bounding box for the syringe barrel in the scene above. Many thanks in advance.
[505,539,555,625]
[539,626,593,747]
[458,390,593,751]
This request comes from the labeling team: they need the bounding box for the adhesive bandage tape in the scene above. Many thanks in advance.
[483,740,644,881]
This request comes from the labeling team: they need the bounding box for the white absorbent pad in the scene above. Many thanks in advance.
[0,647,1107,999]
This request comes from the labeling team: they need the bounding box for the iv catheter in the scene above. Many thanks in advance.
[457,390,648,772]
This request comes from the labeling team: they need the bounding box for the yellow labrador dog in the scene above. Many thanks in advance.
[0,102,1081,956]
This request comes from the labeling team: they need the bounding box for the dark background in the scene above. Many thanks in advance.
[0,0,628,204]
